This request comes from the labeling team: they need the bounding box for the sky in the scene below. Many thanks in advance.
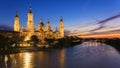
[0,0,120,38]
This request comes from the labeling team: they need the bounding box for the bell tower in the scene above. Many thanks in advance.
[14,11,20,32]
[38,19,45,31]
[46,19,51,31]
[59,16,64,38]
[27,6,34,32]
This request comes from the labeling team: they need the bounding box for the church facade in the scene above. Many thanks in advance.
[14,6,64,44]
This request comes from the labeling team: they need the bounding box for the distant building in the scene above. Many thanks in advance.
[14,6,64,43]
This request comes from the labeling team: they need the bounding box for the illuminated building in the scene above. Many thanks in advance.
[14,6,64,43]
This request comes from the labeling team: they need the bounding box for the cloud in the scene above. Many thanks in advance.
[97,14,120,24]
[68,13,120,37]
[64,30,71,35]
[88,14,120,32]
[0,24,13,31]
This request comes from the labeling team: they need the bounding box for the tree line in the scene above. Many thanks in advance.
[0,34,82,52]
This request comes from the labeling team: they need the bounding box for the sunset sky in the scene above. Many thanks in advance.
[0,0,120,38]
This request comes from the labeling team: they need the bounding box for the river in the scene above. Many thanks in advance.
[0,41,120,68]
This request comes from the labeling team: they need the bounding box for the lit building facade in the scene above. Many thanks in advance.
[14,6,64,43]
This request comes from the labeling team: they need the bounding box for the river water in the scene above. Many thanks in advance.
[0,41,120,68]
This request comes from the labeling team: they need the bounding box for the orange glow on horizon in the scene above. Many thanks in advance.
[79,33,120,38]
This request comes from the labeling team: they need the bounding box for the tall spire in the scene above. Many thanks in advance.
[40,18,43,24]
[59,16,64,38]
[14,11,20,32]
[39,18,44,25]
[27,5,34,32]
[48,19,50,23]
[29,6,32,13]
[15,11,19,17]
[46,19,51,31]
[60,16,63,21]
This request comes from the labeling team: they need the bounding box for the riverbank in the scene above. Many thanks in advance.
[0,40,82,55]
[0,35,83,55]
[103,38,120,52]
[82,38,120,52]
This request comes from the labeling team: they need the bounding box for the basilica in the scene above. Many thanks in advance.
[14,6,64,44]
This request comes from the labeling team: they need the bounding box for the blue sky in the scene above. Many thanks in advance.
[0,0,120,37]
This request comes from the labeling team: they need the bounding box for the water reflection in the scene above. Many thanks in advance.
[59,49,65,68]
[1,41,120,68]
[5,55,8,67]
[24,53,33,68]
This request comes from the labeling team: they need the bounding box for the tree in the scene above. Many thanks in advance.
[12,35,25,48]
[44,38,54,46]
[57,38,65,45]
[0,35,15,50]
[19,36,25,42]
[30,35,39,47]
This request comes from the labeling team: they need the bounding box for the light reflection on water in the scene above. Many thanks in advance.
[23,53,33,68]
[1,41,120,68]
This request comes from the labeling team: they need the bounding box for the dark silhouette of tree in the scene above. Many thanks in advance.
[55,36,82,48]
[57,38,65,45]
[0,35,15,51]
[30,35,39,47]
[11,35,25,48]
[44,38,54,46]
[19,36,25,42]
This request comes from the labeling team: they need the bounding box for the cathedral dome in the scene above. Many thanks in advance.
[39,19,44,26]
[39,22,44,26]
